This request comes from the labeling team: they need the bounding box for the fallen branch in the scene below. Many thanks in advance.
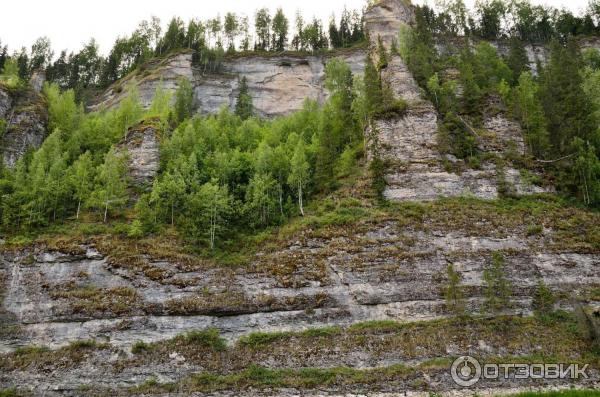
[457,115,481,138]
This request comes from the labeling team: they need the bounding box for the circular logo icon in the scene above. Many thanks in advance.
[451,356,482,387]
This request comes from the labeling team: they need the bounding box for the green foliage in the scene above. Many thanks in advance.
[131,340,151,354]
[44,83,82,138]
[235,77,253,120]
[369,130,387,202]
[174,77,194,123]
[0,118,6,138]
[88,148,129,223]
[506,37,530,85]
[532,280,556,316]
[511,72,550,157]
[539,40,595,155]
[363,55,382,118]
[0,58,21,88]
[184,180,233,249]
[180,328,227,351]
[289,139,310,216]
[483,251,513,314]
[445,264,465,316]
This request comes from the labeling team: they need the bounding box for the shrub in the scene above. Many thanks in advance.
[526,224,543,236]
[374,98,408,120]
[483,251,513,314]
[131,340,151,354]
[180,329,227,351]
[0,118,6,138]
[532,280,556,316]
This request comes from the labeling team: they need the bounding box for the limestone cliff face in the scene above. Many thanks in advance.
[364,0,415,48]
[0,84,48,168]
[92,50,366,118]
[365,0,550,202]
[118,119,161,190]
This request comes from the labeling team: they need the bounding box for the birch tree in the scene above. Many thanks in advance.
[288,140,309,216]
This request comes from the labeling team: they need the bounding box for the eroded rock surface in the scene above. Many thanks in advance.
[118,119,161,189]
[92,50,366,118]
[0,84,48,167]
[1,201,600,393]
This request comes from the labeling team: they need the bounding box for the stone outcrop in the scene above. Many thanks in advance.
[118,119,161,189]
[91,50,366,118]
[0,84,48,168]
[1,199,599,392]
[364,0,415,48]
[91,52,195,113]
[365,2,550,202]
[194,51,365,117]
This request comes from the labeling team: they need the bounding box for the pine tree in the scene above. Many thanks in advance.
[376,36,388,70]
[445,264,466,316]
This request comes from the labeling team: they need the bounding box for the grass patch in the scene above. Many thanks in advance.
[176,329,227,351]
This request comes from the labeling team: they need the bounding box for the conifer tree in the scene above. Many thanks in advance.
[506,36,529,85]
[174,77,194,123]
[235,77,253,120]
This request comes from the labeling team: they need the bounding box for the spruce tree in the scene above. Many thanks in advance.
[538,39,595,155]
[363,55,382,117]
[235,77,253,120]
[506,37,529,85]
[174,77,194,123]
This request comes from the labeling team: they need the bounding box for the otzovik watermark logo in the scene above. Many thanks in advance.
[450,356,590,387]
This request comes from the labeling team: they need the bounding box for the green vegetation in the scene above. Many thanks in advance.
[0,59,21,89]
[0,7,364,101]
[0,56,371,251]
[445,263,466,316]
[398,0,600,208]
[483,251,513,314]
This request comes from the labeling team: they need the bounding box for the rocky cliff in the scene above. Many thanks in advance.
[0,83,48,168]
[1,1,600,396]
[91,50,366,118]
[1,196,599,394]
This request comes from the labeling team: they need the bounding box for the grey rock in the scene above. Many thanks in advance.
[118,120,160,189]
[91,51,366,118]
[0,86,48,167]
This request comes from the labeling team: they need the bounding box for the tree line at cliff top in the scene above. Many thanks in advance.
[0,6,365,102]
